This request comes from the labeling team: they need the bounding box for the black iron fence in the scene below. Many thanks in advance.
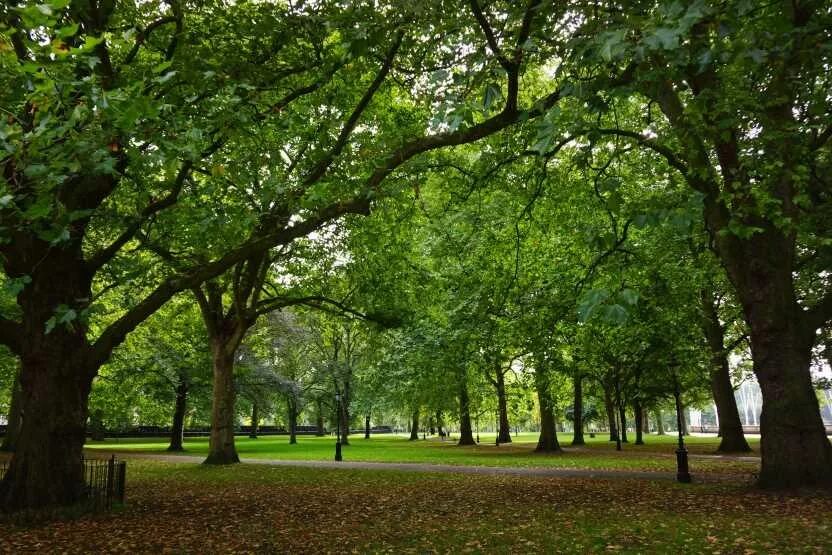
[0,455,126,510]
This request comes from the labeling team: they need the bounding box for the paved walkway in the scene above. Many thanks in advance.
[119,453,751,483]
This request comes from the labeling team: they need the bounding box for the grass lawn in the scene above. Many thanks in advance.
[2,459,829,553]
[86,432,761,476]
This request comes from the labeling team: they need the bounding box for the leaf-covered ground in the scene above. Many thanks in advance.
[86,433,761,475]
[3,459,831,554]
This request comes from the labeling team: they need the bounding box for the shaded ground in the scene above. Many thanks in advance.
[2,460,831,554]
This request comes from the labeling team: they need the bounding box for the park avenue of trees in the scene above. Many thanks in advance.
[0,0,830,512]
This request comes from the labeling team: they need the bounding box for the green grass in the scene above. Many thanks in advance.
[3,459,829,553]
[86,432,760,475]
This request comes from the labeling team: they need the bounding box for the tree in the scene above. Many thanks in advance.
[1,0,573,509]
[555,1,832,487]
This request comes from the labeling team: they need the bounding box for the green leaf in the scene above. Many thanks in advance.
[482,83,502,111]
[600,304,629,325]
[599,30,627,62]
[645,28,680,50]
[56,23,79,39]
[4,275,31,296]
[619,288,639,306]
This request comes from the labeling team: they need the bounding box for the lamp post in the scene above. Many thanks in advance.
[673,382,691,483]
[335,390,342,462]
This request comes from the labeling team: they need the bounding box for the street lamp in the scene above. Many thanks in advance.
[335,390,342,462]
[673,382,691,483]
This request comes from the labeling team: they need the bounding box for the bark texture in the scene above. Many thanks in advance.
[204,344,240,465]
[571,374,584,446]
[168,381,188,451]
[534,365,561,452]
[409,409,420,441]
[604,386,618,442]
[457,375,476,446]
[701,290,751,452]
[495,366,512,443]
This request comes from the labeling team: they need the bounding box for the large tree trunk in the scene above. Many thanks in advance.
[495,367,512,444]
[701,290,751,452]
[457,373,476,446]
[633,400,644,445]
[534,365,561,452]
[571,374,584,446]
[364,414,371,439]
[168,381,188,451]
[409,409,420,441]
[754,327,832,488]
[703,178,832,486]
[0,249,101,511]
[0,339,94,511]
[1,373,23,452]
[603,385,618,442]
[204,343,240,465]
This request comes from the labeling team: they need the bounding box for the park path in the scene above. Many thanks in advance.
[115,452,751,483]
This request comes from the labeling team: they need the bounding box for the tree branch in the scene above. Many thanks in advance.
[469,0,511,70]
[86,161,194,272]
[593,128,688,175]
[301,30,404,188]
[88,195,371,369]
[123,16,179,64]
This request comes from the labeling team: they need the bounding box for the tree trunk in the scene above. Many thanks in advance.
[701,290,751,452]
[364,414,371,439]
[249,401,259,439]
[0,341,94,511]
[288,399,297,445]
[754,332,832,488]
[315,399,325,436]
[495,367,512,443]
[654,409,665,435]
[604,385,618,442]
[457,373,476,446]
[168,381,188,451]
[204,343,240,465]
[571,374,584,446]
[633,400,644,445]
[535,365,561,452]
[705,197,832,486]
[1,373,23,452]
[409,409,420,441]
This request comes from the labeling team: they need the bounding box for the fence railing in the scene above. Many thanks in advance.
[0,455,126,510]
